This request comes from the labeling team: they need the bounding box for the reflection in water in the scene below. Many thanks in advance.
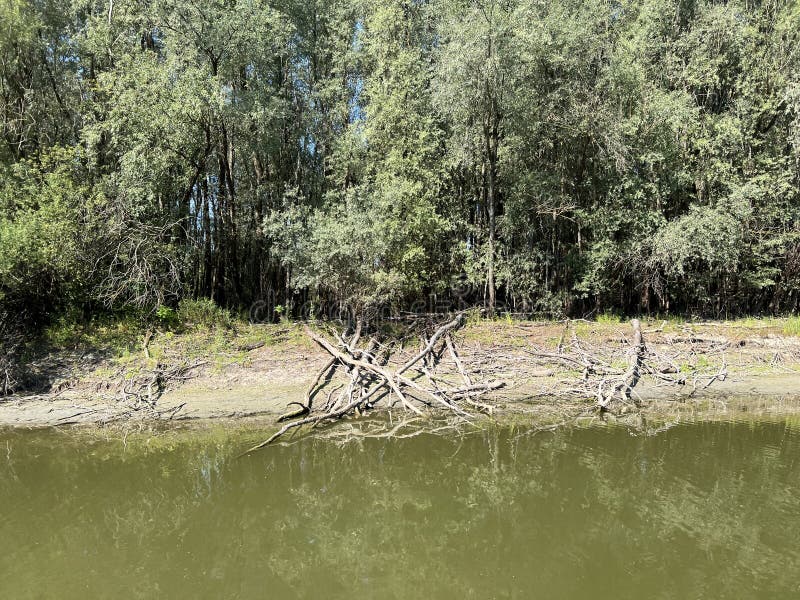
[1,418,800,599]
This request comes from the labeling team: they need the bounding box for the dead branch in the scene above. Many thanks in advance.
[115,359,205,417]
[397,314,464,375]
[247,314,503,451]
[277,357,335,422]
[597,319,645,410]
[499,317,726,414]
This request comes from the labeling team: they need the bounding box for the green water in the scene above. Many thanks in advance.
[1,417,799,599]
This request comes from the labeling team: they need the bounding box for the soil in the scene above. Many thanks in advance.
[2,318,800,428]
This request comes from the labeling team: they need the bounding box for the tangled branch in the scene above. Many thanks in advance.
[246,314,504,452]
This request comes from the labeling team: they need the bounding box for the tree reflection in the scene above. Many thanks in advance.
[1,420,799,599]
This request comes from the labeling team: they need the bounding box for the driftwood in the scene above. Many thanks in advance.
[114,359,205,417]
[245,315,739,452]
[0,313,24,397]
[597,319,645,409]
[142,330,154,359]
[508,318,729,411]
[246,314,505,452]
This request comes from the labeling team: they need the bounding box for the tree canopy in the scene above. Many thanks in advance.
[1,0,799,323]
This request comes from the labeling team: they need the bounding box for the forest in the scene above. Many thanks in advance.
[1,0,799,330]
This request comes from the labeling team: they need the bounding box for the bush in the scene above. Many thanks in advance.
[0,147,101,320]
[155,305,179,329]
[177,298,233,330]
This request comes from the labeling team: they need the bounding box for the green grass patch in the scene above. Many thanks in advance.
[596,312,621,325]
[783,316,800,336]
[41,312,141,356]
[572,321,592,338]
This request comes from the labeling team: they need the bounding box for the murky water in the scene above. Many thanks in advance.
[2,416,799,599]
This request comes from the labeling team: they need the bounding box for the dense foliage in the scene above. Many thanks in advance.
[1,0,799,323]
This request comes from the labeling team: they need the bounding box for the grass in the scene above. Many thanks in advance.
[650,314,686,325]
[35,301,321,389]
[596,312,622,325]
[572,321,592,337]
[42,313,141,354]
[461,320,511,344]
[783,316,800,336]
[33,307,800,385]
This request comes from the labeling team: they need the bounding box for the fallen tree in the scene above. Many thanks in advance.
[516,318,728,410]
[0,313,24,397]
[246,314,504,452]
[245,316,734,452]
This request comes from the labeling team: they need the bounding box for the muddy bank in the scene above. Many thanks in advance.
[0,344,322,427]
[3,373,800,430]
[2,318,800,428]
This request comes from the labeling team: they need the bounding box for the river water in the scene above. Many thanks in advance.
[1,415,799,599]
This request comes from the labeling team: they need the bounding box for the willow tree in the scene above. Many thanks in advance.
[267,0,448,317]
[433,0,526,314]
[3,0,800,327]
[357,0,448,298]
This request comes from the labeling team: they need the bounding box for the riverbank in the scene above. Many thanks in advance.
[3,316,800,428]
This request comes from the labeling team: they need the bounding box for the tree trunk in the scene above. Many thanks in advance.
[484,102,500,317]
[201,176,213,297]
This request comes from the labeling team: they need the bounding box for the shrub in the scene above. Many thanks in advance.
[155,305,179,328]
[177,298,233,330]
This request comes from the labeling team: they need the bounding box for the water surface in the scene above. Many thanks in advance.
[2,416,799,599]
